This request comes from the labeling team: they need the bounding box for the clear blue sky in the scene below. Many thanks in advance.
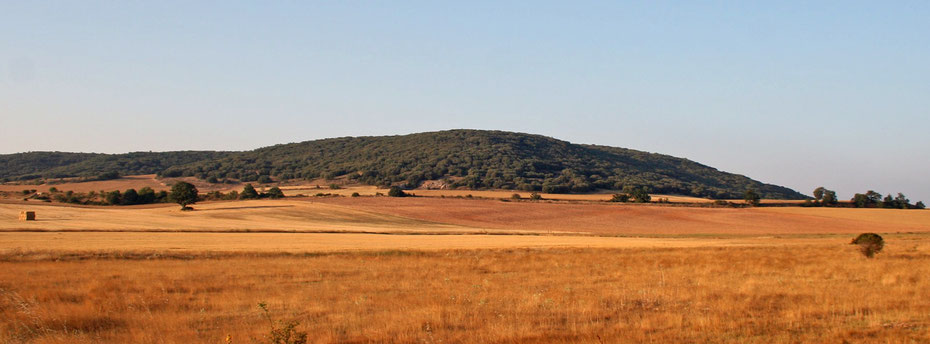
[2,1,928,202]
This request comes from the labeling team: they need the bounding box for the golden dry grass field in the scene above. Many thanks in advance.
[0,175,170,194]
[0,232,802,254]
[2,240,930,343]
[0,199,471,234]
[2,197,928,235]
[2,188,930,343]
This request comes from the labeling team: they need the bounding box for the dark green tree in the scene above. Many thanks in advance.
[610,193,630,202]
[224,190,239,200]
[122,188,139,205]
[744,189,761,206]
[169,181,199,210]
[631,187,651,203]
[813,187,825,201]
[138,187,157,204]
[388,186,406,197]
[240,184,260,199]
[155,190,169,202]
[852,193,869,208]
[882,194,894,208]
[822,190,838,206]
[916,201,926,209]
[106,190,122,205]
[893,193,910,209]
[266,186,285,199]
[853,190,883,208]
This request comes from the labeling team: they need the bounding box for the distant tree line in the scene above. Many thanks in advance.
[850,191,924,209]
[166,183,287,203]
[608,186,652,203]
[46,187,171,206]
[41,183,287,206]
[808,187,925,209]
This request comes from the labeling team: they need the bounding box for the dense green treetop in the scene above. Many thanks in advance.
[169,181,199,209]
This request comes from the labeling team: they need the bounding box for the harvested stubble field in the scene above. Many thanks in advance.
[0,175,170,194]
[308,197,930,235]
[0,232,799,253]
[2,196,930,343]
[2,239,930,343]
[2,197,928,235]
[0,200,473,234]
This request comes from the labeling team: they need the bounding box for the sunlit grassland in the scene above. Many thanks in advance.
[2,239,929,343]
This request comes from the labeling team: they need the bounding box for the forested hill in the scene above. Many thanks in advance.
[0,151,232,182]
[0,130,806,199]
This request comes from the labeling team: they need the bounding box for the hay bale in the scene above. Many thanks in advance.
[19,211,35,221]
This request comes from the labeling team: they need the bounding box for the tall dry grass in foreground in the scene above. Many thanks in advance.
[1,243,929,343]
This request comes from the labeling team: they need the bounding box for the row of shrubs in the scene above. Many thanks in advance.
[803,187,925,209]
[33,187,172,206]
[30,183,288,206]
[29,183,927,210]
[202,184,285,201]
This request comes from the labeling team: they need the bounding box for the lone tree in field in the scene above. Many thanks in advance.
[851,233,884,258]
[170,181,199,210]
[744,189,761,206]
[388,186,406,197]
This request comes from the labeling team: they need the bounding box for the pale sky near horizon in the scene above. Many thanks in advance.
[2,2,928,202]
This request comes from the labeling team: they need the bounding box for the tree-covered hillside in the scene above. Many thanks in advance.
[0,151,231,181]
[0,130,806,199]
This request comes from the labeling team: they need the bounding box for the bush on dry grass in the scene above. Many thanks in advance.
[851,233,884,258]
